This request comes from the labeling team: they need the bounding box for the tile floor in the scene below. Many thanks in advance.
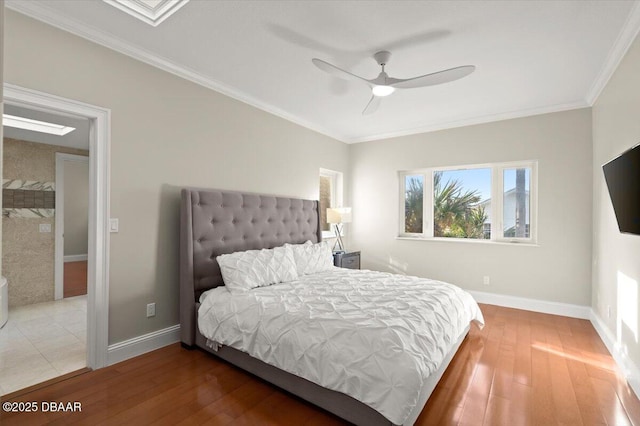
[0,295,87,396]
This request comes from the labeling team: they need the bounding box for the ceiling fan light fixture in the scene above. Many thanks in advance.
[372,85,395,97]
[313,50,474,114]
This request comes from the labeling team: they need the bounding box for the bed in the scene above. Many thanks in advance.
[180,188,483,425]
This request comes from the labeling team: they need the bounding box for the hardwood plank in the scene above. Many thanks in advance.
[63,261,87,298]
[2,305,639,426]
[513,316,532,386]
[94,363,247,425]
[51,350,225,425]
[236,390,316,425]
[417,385,456,426]
[482,395,511,426]
[553,314,574,336]
[418,337,482,425]
[590,375,633,426]
[491,330,515,399]
[457,322,502,424]
[507,381,532,426]
[560,333,608,425]
[529,321,557,425]
[547,343,583,425]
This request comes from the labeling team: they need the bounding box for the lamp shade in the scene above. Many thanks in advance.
[326,207,352,224]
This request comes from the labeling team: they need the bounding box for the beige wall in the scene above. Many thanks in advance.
[63,158,89,257]
[2,138,88,307]
[592,33,640,380]
[348,108,593,306]
[4,11,349,343]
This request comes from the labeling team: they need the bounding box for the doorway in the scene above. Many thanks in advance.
[1,107,92,395]
[55,153,90,301]
[2,83,110,380]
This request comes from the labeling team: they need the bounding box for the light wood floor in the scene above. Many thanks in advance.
[64,261,87,298]
[1,304,638,425]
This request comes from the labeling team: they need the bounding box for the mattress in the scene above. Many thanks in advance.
[198,268,484,425]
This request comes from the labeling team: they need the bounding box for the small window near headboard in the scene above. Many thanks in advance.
[319,168,343,238]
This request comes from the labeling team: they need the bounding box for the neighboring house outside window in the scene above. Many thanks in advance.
[399,161,537,243]
[480,188,530,238]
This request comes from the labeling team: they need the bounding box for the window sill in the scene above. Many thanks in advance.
[322,230,338,239]
[396,236,539,247]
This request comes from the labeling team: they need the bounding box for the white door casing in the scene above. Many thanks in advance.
[3,83,111,369]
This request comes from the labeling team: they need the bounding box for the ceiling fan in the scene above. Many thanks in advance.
[312,51,475,115]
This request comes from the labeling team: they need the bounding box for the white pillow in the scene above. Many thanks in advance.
[288,240,334,275]
[217,245,298,294]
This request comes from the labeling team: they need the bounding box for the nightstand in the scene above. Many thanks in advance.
[333,251,361,270]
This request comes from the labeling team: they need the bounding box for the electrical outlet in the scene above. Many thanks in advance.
[483,276,490,286]
[146,303,156,318]
[39,223,52,233]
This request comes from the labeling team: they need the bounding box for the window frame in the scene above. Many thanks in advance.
[320,168,344,239]
[398,160,538,244]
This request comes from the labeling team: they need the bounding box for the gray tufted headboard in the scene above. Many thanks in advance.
[180,188,322,345]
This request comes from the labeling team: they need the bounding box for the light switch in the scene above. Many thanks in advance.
[39,224,52,233]
[110,218,119,233]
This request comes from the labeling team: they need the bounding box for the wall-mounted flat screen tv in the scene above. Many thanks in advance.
[602,143,640,235]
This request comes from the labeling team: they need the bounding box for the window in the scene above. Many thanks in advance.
[502,168,531,238]
[404,175,424,234]
[399,161,537,243]
[434,168,491,239]
[319,168,343,236]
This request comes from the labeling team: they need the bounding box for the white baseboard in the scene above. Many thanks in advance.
[468,290,591,319]
[64,254,88,262]
[589,311,640,400]
[107,324,180,366]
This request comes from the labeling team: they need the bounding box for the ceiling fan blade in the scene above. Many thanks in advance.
[312,58,370,84]
[362,95,381,115]
[391,65,475,89]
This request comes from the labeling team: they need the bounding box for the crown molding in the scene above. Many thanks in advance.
[344,100,589,144]
[585,0,640,105]
[5,1,346,143]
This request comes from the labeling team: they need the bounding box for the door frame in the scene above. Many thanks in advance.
[3,83,111,369]
[54,153,90,300]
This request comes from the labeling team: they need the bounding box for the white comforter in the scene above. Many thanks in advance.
[198,268,484,425]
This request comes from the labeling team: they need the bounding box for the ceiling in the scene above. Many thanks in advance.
[6,1,640,143]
